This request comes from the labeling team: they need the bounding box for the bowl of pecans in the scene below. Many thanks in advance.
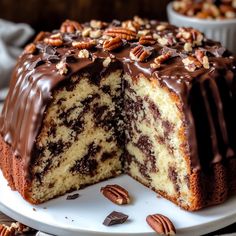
[167,0,236,54]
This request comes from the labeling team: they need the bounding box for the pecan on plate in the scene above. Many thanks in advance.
[101,184,130,205]
[146,214,176,235]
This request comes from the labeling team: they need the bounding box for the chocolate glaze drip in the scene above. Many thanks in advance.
[0,18,235,177]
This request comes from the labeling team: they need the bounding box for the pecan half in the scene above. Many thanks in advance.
[153,52,172,67]
[104,27,137,41]
[146,214,176,235]
[72,40,96,49]
[0,224,15,236]
[34,31,46,42]
[24,43,36,54]
[44,33,63,47]
[0,222,34,236]
[130,45,151,62]
[139,35,156,46]
[101,184,130,205]
[60,19,82,33]
[103,37,123,51]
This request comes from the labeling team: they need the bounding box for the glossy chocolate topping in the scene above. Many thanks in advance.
[0,17,235,175]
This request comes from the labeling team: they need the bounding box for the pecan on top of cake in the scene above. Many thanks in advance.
[23,16,234,78]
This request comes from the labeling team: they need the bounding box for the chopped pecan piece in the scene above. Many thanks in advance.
[195,49,205,62]
[56,61,68,75]
[78,49,90,58]
[130,45,152,62]
[122,20,140,31]
[104,27,137,41]
[103,37,123,51]
[101,184,130,205]
[202,56,210,69]
[156,24,167,31]
[183,42,193,52]
[90,29,102,39]
[139,35,156,46]
[82,27,92,37]
[150,63,160,69]
[103,57,112,67]
[177,27,203,46]
[146,214,176,235]
[90,20,107,29]
[157,37,169,46]
[11,222,33,234]
[137,29,151,37]
[44,33,63,47]
[60,19,82,33]
[182,56,202,72]
[72,40,96,49]
[133,16,146,26]
[195,49,210,69]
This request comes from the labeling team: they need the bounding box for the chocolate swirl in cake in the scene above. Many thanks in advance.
[0,17,235,177]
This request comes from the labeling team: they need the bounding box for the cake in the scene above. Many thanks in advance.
[0,17,236,211]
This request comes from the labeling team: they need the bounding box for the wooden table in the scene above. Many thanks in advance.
[1,211,236,236]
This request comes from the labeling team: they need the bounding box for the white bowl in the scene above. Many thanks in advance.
[167,2,236,54]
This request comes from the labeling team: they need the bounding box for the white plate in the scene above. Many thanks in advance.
[0,171,236,236]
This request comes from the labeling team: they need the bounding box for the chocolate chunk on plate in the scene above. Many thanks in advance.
[66,193,79,200]
[103,211,129,226]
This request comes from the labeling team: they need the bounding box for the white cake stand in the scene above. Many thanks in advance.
[0,171,236,236]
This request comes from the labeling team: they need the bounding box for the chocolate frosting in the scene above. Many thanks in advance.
[0,17,235,176]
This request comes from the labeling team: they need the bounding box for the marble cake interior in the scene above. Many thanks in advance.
[29,59,191,205]
[31,66,123,202]
[124,74,190,206]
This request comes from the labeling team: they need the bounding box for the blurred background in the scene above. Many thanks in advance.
[0,0,171,33]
